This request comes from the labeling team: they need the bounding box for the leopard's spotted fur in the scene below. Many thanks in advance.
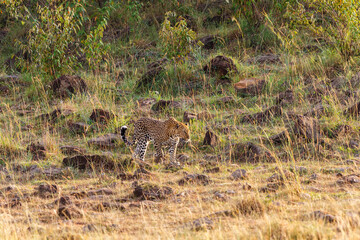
[121,117,190,163]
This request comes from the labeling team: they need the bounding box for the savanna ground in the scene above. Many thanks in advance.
[0,0,360,239]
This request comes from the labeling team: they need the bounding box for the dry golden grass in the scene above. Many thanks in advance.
[0,47,360,240]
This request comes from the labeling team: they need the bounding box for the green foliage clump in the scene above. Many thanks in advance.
[2,0,111,77]
[283,0,360,60]
[159,11,202,61]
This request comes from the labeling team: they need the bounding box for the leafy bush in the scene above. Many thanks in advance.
[232,1,287,49]
[159,11,202,61]
[281,0,360,60]
[2,0,111,77]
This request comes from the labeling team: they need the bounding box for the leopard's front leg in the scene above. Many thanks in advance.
[168,137,179,163]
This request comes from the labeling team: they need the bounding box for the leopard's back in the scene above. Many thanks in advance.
[133,117,167,141]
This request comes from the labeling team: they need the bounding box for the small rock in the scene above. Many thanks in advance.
[259,186,277,193]
[58,205,82,219]
[55,196,72,206]
[37,183,58,198]
[51,75,87,99]
[204,167,220,173]
[151,100,182,112]
[198,35,219,50]
[133,183,173,200]
[60,145,86,156]
[63,154,124,171]
[336,174,360,185]
[68,122,90,134]
[137,98,157,108]
[27,142,46,161]
[267,170,295,182]
[203,55,238,77]
[38,183,58,194]
[183,111,197,123]
[230,169,247,180]
[276,90,294,105]
[234,77,266,96]
[203,130,219,147]
[178,174,211,186]
[90,109,115,124]
[228,142,275,163]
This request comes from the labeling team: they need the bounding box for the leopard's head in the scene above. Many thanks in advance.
[167,117,190,141]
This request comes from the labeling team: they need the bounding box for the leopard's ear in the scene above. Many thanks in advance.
[169,117,176,121]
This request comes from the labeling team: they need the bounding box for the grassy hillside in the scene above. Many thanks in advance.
[0,0,360,239]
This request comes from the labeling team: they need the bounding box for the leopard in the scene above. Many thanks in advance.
[120,117,190,163]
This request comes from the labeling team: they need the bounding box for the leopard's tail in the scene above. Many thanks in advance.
[120,126,133,146]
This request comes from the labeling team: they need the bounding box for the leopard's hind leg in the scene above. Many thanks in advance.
[134,137,149,161]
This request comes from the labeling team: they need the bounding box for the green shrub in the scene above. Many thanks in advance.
[280,0,360,60]
[2,0,111,77]
[159,11,202,61]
